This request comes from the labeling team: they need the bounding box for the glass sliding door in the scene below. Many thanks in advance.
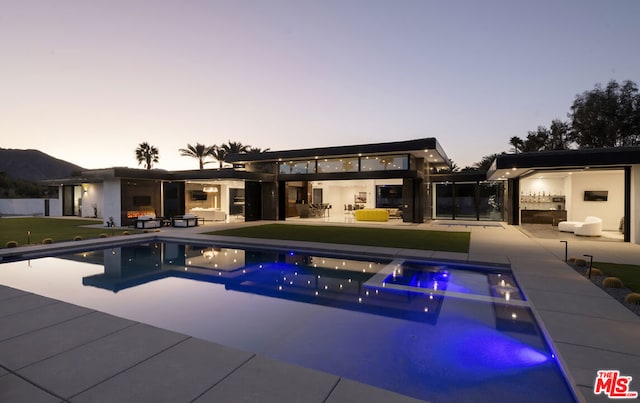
[453,183,476,219]
[479,181,504,221]
[434,183,453,219]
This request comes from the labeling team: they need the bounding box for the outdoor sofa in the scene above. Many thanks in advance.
[134,214,162,229]
[558,216,602,236]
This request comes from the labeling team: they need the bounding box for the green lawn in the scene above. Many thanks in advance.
[0,217,136,248]
[209,224,470,253]
[594,261,640,292]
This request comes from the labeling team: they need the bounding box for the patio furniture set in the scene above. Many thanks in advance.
[133,213,200,229]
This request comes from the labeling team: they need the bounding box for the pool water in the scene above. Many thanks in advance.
[0,241,576,402]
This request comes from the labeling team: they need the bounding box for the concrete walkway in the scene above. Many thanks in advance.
[1,220,640,402]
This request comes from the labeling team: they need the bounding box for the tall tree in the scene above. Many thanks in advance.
[213,141,252,168]
[569,79,640,147]
[221,141,250,155]
[546,119,572,150]
[247,146,271,153]
[179,143,216,170]
[473,153,505,171]
[211,146,228,169]
[508,120,572,153]
[135,142,159,170]
[508,136,524,153]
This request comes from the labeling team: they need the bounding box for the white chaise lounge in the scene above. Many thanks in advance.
[558,216,602,236]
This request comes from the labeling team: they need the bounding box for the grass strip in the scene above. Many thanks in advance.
[0,217,137,248]
[209,224,470,253]
[594,261,640,293]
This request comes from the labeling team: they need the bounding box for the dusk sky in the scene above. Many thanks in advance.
[2,1,639,171]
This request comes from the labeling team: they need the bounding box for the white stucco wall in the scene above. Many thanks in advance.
[568,171,624,230]
[520,177,565,197]
[0,198,61,216]
[102,179,121,226]
[79,183,104,218]
[631,166,640,244]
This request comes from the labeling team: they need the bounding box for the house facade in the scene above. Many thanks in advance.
[35,138,640,244]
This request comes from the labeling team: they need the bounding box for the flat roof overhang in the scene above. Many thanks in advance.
[225,138,451,170]
[487,147,640,181]
[47,167,275,184]
[277,170,423,182]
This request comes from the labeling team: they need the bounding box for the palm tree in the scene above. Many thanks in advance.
[211,146,228,169]
[473,153,504,171]
[135,142,159,170]
[221,141,250,155]
[248,146,271,153]
[179,143,216,170]
[509,136,524,153]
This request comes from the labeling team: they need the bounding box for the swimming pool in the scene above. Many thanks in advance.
[0,241,576,402]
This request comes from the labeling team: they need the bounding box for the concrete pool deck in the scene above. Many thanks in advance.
[1,220,639,402]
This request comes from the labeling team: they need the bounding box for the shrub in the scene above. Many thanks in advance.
[602,277,624,288]
[99,233,109,238]
[73,236,83,241]
[589,267,603,276]
[122,231,130,236]
[624,293,640,305]
[5,240,19,248]
[574,258,587,267]
[568,257,576,263]
[42,238,54,244]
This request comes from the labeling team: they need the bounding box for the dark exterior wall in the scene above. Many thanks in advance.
[244,181,262,221]
[120,180,162,225]
[507,178,519,225]
[402,178,424,223]
[261,182,278,220]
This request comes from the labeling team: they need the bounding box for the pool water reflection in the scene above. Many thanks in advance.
[0,241,576,402]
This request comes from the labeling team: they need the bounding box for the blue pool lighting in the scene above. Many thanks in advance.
[0,241,576,402]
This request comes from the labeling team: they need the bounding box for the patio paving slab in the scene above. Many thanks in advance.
[0,285,27,300]
[0,293,59,318]
[194,355,339,403]
[0,302,93,342]
[524,288,640,322]
[0,311,135,370]
[73,337,255,403]
[534,309,640,356]
[325,378,426,403]
[0,373,62,403]
[554,342,640,391]
[18,323,188,399]
[515,273,609,297]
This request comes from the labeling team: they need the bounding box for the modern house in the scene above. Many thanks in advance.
[37,138,640,244]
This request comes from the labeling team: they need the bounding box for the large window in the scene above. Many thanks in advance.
[317,158,358,173]
[479,182,503,220]
[434,183,453,219]
[360,155,408,171]
[279,161,315,174]
[433,181,504,221]
[376,185,403,208]
[279,155,410,175]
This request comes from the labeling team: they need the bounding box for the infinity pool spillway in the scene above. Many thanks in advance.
[0,241,576,402]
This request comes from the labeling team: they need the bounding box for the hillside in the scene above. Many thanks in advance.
[0,149,85,181]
